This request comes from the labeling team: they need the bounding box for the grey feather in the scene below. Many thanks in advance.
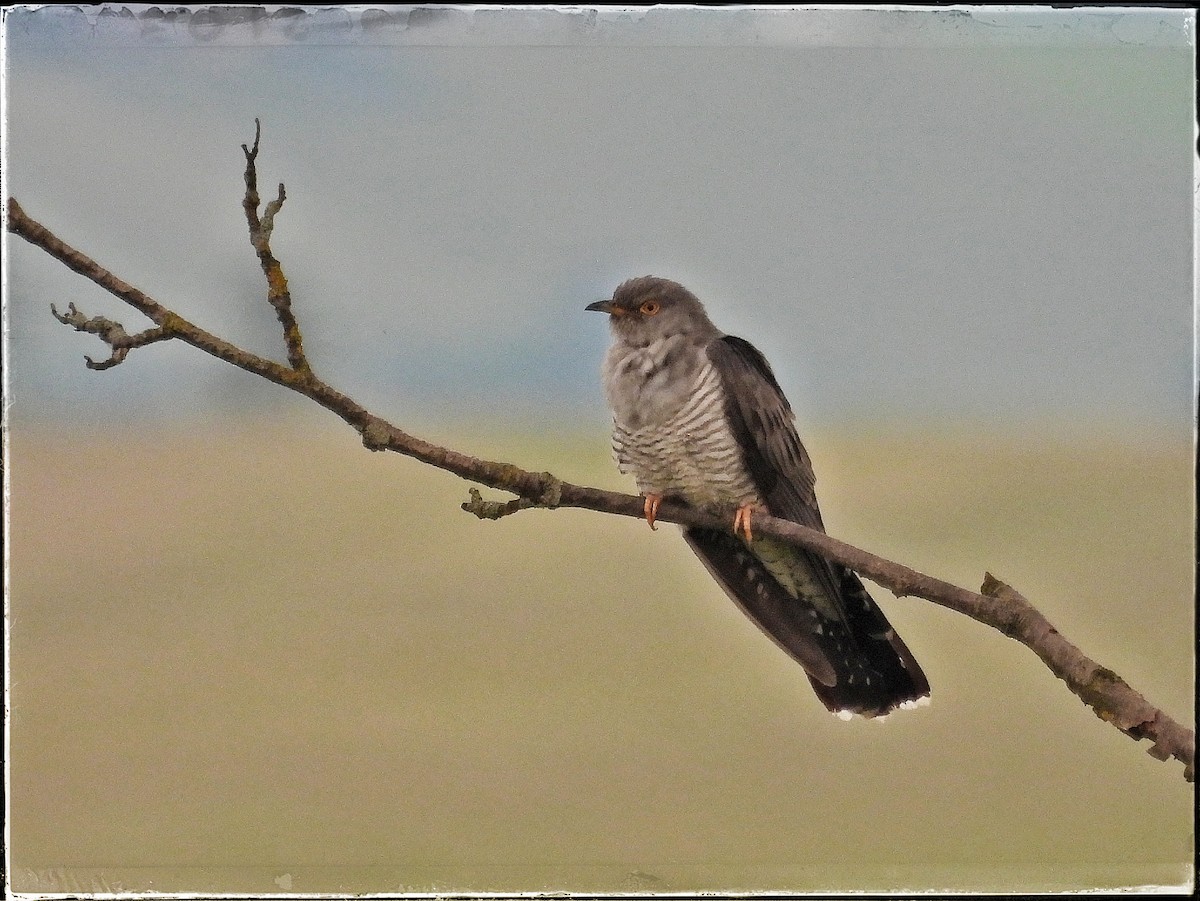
[706,335,819,527]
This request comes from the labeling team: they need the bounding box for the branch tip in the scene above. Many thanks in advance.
[49,300,173,370]
[242,117,262,162]
[7,196,25,227]
[261,185,286,237]
[239,124,308,374]
[462,487,535,521]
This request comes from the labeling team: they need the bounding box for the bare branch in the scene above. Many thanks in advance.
[50,301,173,370]
[241,119,308,375]
[261,181,286,240]
[5,125,1193,784]
[979,575,1194,781]
[8,198,310,391]
[462,487,536,520]
[240,117,263,229]
[461,476,564,520]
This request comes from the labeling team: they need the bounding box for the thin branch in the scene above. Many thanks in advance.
[241,118,308,375]
[979,575,1195,776]
[6,198,302,388]
[50,301,173,370]
[462,487,537,520]
[4,127,1193,784]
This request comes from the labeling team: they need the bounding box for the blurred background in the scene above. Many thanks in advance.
[4,5,1195,894]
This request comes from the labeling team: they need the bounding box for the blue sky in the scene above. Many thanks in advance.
[4,5,1195,430]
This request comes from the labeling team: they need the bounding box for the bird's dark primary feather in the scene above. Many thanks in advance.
[689,334,929,716]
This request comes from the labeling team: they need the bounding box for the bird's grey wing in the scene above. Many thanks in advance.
[705,333,837,608]
[693,335,928,715]
[705,335,823,528]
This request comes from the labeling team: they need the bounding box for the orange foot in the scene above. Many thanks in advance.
[643,494,663,531]
[733,504,758,543]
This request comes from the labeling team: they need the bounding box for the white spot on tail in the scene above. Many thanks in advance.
[870,695,932,722]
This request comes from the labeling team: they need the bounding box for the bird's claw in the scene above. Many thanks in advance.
[643,494,663,530]
[734,504,756,543]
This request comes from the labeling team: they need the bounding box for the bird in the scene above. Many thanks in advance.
[587,276,929,717]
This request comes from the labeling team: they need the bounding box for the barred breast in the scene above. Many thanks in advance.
[611,361,761,510]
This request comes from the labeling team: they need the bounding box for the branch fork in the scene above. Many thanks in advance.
[461,474,564,520]
[50,301,173,370]
[242,117,308,376]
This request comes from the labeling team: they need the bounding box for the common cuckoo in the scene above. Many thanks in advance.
[587,276,929,717]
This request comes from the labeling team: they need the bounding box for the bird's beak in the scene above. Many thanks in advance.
[585,300,625,316]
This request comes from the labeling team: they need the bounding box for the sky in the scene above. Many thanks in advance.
[3,4,1196,435]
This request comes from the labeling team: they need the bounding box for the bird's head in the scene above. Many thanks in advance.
[586,276,718,343]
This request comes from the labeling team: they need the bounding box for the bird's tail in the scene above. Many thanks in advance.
[684,527,929,717]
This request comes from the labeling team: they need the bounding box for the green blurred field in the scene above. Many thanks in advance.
[7,417,1194,894]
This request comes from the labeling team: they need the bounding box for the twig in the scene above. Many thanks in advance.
[462,487,536,520]
[6,198,300,388]
[241,118,308,375]
[4,125,1193,784]
[50,301,173,370]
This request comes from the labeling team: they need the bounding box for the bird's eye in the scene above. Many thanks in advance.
[639,300,661,316]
